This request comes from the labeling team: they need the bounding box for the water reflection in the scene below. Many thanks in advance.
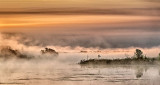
[80,64,160,82]
[135,67,146,78]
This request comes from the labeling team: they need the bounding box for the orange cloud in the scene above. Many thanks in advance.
[0,15,158,28]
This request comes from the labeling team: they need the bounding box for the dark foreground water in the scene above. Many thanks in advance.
[0,53,160,85]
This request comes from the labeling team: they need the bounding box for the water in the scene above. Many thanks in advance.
[0,53,160,85]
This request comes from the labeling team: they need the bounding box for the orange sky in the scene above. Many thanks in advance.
[0,0,159,30]
[0,15,157,27]
[0,0,159,11]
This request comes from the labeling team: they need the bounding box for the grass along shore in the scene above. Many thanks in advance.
[79,49,160,65]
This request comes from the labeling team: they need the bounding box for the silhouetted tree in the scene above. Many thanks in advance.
[135,49,143,59]
[41,47,58,56]
[0,46,28,58]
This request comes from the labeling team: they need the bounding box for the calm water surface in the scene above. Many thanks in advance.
[0,53,160,85]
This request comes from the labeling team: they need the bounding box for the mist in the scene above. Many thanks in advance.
[0,32,160,60]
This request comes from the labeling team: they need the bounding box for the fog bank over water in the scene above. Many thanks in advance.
[0,32,160,59]
[1,26,160,49]
[0,32,160,85]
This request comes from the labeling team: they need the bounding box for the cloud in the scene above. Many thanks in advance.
[0,8,160,16]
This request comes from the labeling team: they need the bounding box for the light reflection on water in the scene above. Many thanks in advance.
[0,53,160,85]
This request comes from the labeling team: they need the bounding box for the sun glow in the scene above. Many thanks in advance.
[0,15,158,28]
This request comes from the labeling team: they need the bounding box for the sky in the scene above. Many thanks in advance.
[0,0,159,14]
[0,0,159,9]
[0,0,160,50]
